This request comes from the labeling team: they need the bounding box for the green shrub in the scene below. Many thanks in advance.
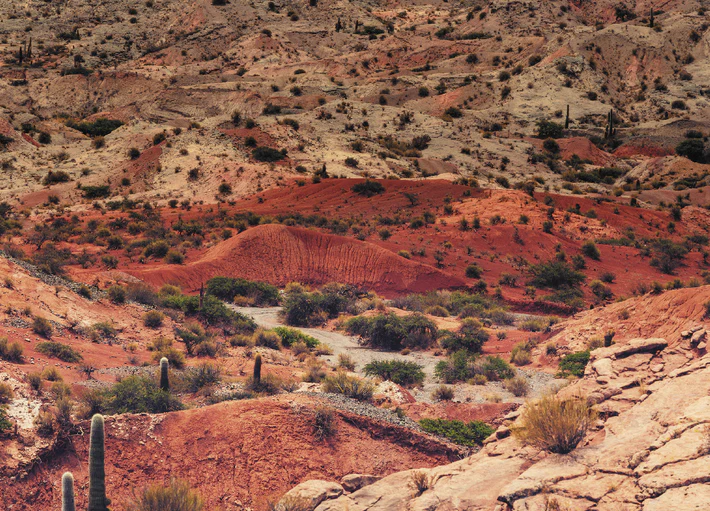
[281,284,358,327]
[67,118,123,137]
[205,277,280,306]
[557,350,590,377]
[529,260,586,289]
[345,313,437,351]
[439,318,489,354]
[36,342,82,362]
[581,240,601,260]
[272,327,319,348]
[322,371,375,401]
[143,311,164,328]
[81,185,111,199]
[419,418,493,447]
[536,120,563,139]
[88,375,183,415]
[465,263,482,278]
[363,360,425,386]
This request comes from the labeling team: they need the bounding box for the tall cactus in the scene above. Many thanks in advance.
[253,354,262,385]
[88,414,110,511]
[565,104,570,129]
[159,357,169,392]
[61,472,75,511]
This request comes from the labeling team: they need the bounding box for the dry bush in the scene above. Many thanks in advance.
[126,479,203,511]
[337,353,356,371]
[504,376,530,397]
[409,470,430,496]
[514,395,595,454]
[431,385,455,401]
[312,406,337,441]
[302,357,326,383]
[322,371,374,401]
[0,383,14,403]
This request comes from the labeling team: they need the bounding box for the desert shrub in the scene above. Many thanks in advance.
[272,327,319,348]
[322,371,375,401]
[149,338,186,369]
[193,341,218,357]
[252,328,282,350]
[82,185,111,199]
[36,342,82,362]
[363,360,425,386]
[67,118,123,137]
[92,375,183,414]
[514,395,595,453]
[312,406,336,440]
[205,277,280,306]
[510,343,532,366]
[282,284,359,327]
[126,479,203,511]
[143,310,164,328]
[431,385,454,401]
[175,322,210,355]
[108,285,126,304]
[337,353,356,371]
[465,263,482,278]
[581,240,601,260]
[44,170,70,185]
[676,138,707,163]
[0,337,24,362]
[419,418,493,447]
[557,350,590,377]
[650,239,688,274]
[252,146,285,162]
[246,373,287,395]
[0,383,14,403]
[425,305,449,317]
[165,250,184,264]
[478,356,515,381]
[28,372,42,391]
[345,313,437,351]
[504,376,529,396]
[351,180,385,197]
[32,316,53,338]
[42,366,62,381]
[529,260,586,289]
[536,120,563,139]
[183,363,222,392]
[439,318,489,354]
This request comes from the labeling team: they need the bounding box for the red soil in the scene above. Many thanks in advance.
[131,223,466,296]
[614,141,674,158]
[3,396,458,511]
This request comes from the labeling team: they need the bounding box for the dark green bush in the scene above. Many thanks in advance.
[363,360,425,386]
[67,118,123,137]
[557,350,590,377]
[419,418,493,447]
[272,327,319,348]
[205,277,280,306]
[351,180,385,197]
[345,313,437,351]
[36,341,82,363]
[88,375,183,414]
[252,146,284,162]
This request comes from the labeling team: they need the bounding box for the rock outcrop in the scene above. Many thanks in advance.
[286,331,710,510]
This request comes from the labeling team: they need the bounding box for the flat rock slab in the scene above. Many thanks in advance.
[280,480,343,511]
[591,338,667,362]
[642,483,710,510]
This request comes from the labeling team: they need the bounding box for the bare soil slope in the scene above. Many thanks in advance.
[132,223,466,296]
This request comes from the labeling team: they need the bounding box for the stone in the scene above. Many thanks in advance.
[279,480,343,511]
[642,483,710,510]
[690,330,706,345]
[340,474,380,493]
[590,338,668,362]
[592,358,614,377]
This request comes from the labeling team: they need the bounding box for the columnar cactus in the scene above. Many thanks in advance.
[253,354,262,385]
[565,105,570,129]
[159,357,169,392]
[61,472,75,511]
[88,414,110,511]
